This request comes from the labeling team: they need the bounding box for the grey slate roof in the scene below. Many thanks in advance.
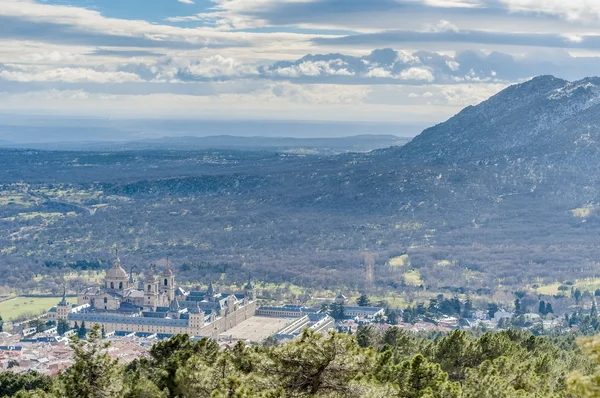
[69,313,189,327]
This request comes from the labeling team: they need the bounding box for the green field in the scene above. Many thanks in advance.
[0,296,75,321]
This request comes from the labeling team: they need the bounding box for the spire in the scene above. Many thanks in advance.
[113,248,121,268]
[145,265,156,282]
[162,258,174,277]
[245,273,254,290]
[59,285,68,306]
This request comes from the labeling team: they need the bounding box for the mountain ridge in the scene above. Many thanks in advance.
[386,75,600,164]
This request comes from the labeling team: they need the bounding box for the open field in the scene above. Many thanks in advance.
[389,254,410,267]
[218,316,295,342]
[0,296,75,321]
[535,283,563,296]
[404,270,423,286]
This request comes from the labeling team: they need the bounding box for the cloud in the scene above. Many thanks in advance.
[266,59,354,78]
[178,0,195,3]
[399,67,435,82]
[365,68,394,79]
[313,28,600,50]
[0,0,252,48]
[166,55,260,80]
[499,0,600,24]
[0,68,143,83]
[3,48,600,88]
[90,49,165,58]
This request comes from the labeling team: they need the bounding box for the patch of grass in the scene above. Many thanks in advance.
[389,254,411,267]
[3,212,65,222]
[404,270,423,286]
[535,282,562,296]
[573,278,600,294]
[0,296,75,321]
[394,222,424,231]
[571,206,595,218]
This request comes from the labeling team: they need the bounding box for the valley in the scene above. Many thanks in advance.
[3,77,600,308]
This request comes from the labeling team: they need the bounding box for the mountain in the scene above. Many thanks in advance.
[2,76,600,294]
[394,75,600,163]
[1,135,411,155]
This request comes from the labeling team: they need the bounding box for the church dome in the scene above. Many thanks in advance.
[162,267,173,277]
[106,257,128,279]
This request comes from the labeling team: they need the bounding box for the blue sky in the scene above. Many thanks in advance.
[1,0,600,137]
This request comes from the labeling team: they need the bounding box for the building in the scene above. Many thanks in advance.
[48,254,257,338]
[273,314,335,341]
[256,305,318,318]
[493,310,513,322]
[334,294,385,320]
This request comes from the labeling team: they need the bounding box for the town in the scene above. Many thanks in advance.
[0,255,594,376]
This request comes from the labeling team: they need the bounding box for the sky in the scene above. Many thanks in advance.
[2,0,600,139]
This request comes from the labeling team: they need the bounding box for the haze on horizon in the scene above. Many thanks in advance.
[2,0,600,141]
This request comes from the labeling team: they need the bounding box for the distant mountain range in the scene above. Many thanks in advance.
[0,134,411,154]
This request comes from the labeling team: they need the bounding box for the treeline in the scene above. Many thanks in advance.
[3,325,600,397]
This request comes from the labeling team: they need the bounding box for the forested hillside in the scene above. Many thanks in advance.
[4,77,600,297]
[3,325,600,397]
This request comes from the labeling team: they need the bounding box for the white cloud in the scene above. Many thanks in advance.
[424,19,460,32]
[499,0,600,24]
[396,51,421,65]
[0,0,321,51]
[423,0,482,7]
[399,67,435,82]
[178,0,195,3]
[156,55,259,79]
[0,68,143,83]
[365,67,393,78]
[268,60,354,78]
[446,60,460,71]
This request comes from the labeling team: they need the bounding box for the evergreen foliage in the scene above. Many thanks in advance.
[56,319,69,336]
[356,294,371,307]
[2,327,599,398]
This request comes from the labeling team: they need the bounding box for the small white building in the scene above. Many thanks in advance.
[472,310,489,320]
[523,313,541,322]
[493,310,513,322]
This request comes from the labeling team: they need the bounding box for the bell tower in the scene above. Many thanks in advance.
[160,259,176,303]
[244,274,256,302]
[144,267,159,311]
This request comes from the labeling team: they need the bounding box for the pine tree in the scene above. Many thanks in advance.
[538,301,547,315]
[266,329,370,397]
[356,325,378,348]
[356,294,371,307]
[385,308,398,325]
[329,302,345,320]
[574,289,583,303]
[487,303,499,320]
[514,299,522,315]
[0,314,3,333]
[77,321,87,339]
[462,297,473,318]
[58,324,124,398]
[591,302,598,318]
[57,319,69,336]
[545,302,554,314]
